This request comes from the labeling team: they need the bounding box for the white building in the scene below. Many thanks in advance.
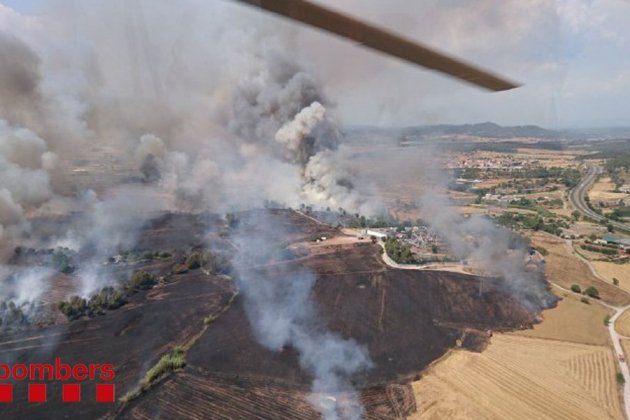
[365,229,388,240]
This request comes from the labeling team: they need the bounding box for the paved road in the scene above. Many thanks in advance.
[381,240,630,420]
[569,166,630,232]
[609,304,630,419]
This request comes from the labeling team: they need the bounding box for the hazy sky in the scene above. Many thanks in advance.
[2,0,629,129]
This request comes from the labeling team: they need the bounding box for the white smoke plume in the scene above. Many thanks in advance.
[417,148,555,311]
[275,101,327,163]
[0,266,54,329]
[51,189,164,297]
[1,2,377,221]
[232,213,372,419]
[0,119,57,245]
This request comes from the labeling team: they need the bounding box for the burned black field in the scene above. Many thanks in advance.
[0,210,552,419]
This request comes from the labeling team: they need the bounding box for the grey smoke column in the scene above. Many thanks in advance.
[417,146,555,312]
[231,212,372,419]
[228,52,376,213]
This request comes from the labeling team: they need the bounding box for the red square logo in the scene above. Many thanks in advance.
[62,384,81,402]
[28,384,47,403]
[96,384,115,403]
[0,384,13,403]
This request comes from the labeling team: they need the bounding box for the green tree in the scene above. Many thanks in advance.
[570,284,581,294]
[584,286,600,299]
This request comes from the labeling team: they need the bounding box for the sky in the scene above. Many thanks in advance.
[1,0,630,129]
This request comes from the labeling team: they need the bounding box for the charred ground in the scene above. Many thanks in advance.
[0,209,553,419]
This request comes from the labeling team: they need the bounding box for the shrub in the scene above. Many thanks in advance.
[59,287,128,320]
[204,314,218,325]
[143,347,186,385]
[185,252,203,270]
[0,302,27,328]
[617,372,625,385]
[580,297,590,304]
[613,278,620,286]
[88,287,127,313]
[186,251,230,275]
[604,315,611,326]
[584,286,600,299]
[58,296,87,320]
[570,284,581,294]
[129,271,157,290]
[52,251,74,274]
[580,245,618,256]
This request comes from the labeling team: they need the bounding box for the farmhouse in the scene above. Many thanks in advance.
[602,234,630,250]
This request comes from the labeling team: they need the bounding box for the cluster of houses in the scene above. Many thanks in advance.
[449,157,528,170]
[364,226,442,251]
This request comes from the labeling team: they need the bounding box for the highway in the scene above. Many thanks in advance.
[569,166,630,232]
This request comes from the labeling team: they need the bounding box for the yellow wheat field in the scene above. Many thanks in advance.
[592,261,630,294]
[516,286,612,346]
[411,335,623,420]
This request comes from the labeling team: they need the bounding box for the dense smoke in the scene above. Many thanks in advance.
[0,0,376,263]
[417,150,556,311]
[231,213,372,419]
[0,266,54,330]
[0,29,82,249]
[228,54,373,213]
[0,119,56,243]
[0,3,561,418]
[0,31,43,129]
[53,189,163,297]
[1,0,376,239]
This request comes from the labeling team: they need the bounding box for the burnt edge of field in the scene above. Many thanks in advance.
[1,209,552,419]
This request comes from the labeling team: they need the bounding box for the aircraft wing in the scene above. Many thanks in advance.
[234,0,520,92]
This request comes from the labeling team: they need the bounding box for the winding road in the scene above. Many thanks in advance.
[569,165,630,232]
[609,304,630,419]
[308,214,630,418]
[378,236,630,419]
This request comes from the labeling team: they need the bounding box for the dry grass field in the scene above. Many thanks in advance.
[454,206,488,216]
[513,148,578,168]
[589,177,630,202]
[615,312,630,337]
[564,221,607,239]
[529,232,630,306]
[516,286,612,346]
[592,261,630,293]
[411,335,623,420]
[550,208,574,218]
